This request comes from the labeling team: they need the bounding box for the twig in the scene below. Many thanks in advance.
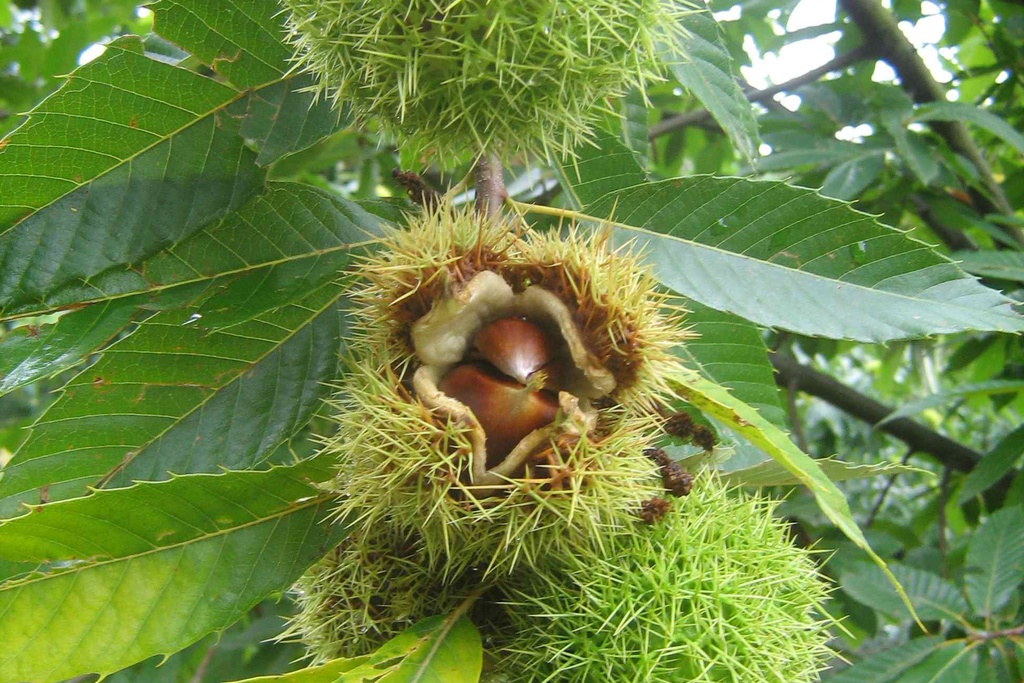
[189,643,218,683]
[910,194,978,252]
[968,623,1024,643]
[770,352,981,473]
[473,153,507,219]
[937,465,951,576]
[865,448,913,528]
[649,45,873,140]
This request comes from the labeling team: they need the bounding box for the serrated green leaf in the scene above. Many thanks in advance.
[558,128,647,210]
[722,457,920,488]
[371,614,481,683]
[239,75,349,166]
[0,37,265,317]
[820,153,886,201]
[840,562,969,622]
[823,637,944,683]
[913,101,1024,154]
[958,424,1024,504]
[150,0,349,164]
[150,0,292,89]
[0,297,141,395]
[965,505,1024,616]
[0,464,349,683]
[6,182,379,322]
[619,89,649,167]
[0,281,350,517]
[150,0,349,165]
[676,299,786,429]
[0,36,240,230]
[225,656,372,683]
[953,250,1024,282]
[575,178,1024,341]
[669,369,919,622]
[879,379,1024,424]
[664,8,759,162]
[228,612,482,683]
[901,642,978,683]
[0,29,350,320]
[158,184,379,329]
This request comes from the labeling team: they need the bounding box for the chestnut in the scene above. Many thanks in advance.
[474,317,554,385]
[438,361,559,468]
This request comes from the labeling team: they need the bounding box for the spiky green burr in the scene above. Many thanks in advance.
[493,476,834,683]
[317,203,690,577]
[289,203,834,672]
[284,526,474,660]
[281,0,690,161]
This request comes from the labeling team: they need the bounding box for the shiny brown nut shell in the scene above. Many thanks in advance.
[438,361,559,468]
[474,317,554,385]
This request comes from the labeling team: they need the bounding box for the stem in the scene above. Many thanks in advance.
[968,623,1024,643]
[189,644,218,683]
[865,448,913,528]
[474,153,507,219]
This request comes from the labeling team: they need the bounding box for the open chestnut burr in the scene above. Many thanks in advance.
[438,319,560,469]
[410,270,615,491]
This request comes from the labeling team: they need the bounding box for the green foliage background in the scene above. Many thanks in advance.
[0,0,1022,681]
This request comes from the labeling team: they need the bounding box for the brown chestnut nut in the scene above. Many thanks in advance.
[438,361,558,468]
[474,317,554,385]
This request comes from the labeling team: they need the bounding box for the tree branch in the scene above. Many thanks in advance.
[770,352,981,473]
[649,45,874,140]
[838,0,1023,246]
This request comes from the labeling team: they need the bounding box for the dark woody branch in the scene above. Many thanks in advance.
[769,351,981,473]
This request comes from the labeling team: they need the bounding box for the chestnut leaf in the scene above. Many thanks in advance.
[223,614,483,683]
[0,0,347,322]
[556,130,1024,341]
[591,179,1024,341]
[0,462,349,683]
[0,280,349,518]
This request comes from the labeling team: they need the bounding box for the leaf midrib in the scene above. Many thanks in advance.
[581,204,1006,315]
[0,486,331,590]
[2,282,342,503]
[1,48,292,238]
[92,284,344,486]
[2,213,370,322]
